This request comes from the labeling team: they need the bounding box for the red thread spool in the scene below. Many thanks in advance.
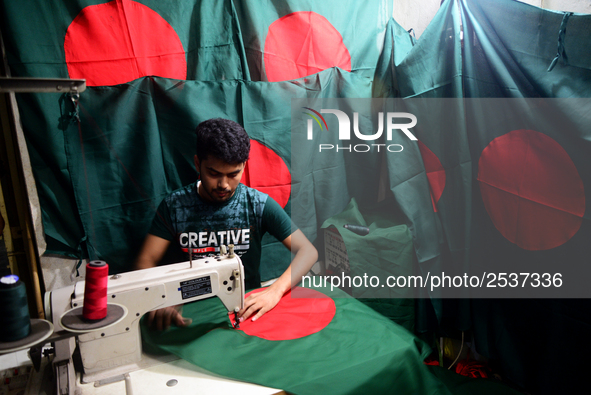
[83,260,109,320]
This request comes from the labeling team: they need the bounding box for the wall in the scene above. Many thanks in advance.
[393,0,591,38]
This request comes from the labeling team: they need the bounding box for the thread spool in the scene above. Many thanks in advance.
[0,275,31,342]
[343,224,370,236]
[83,261,109,321]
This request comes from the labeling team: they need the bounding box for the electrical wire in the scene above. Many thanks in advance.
[448,330,464,370]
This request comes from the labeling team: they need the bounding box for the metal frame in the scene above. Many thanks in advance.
[0,77,86,93]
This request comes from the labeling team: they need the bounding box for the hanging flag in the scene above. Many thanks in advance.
[374,0,471,333]
[233,0,392,81]
[458,1,591,393]
[0,0,249,83]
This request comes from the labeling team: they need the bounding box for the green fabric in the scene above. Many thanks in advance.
[142,286,452,395]
[375,0,470,333]
[372,17,416,98]
[461,0,591,98]
[373,0,591,393]
[12,93,86,258]
[320,197,416,332]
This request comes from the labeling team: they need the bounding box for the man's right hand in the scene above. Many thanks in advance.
[145,305,192,331]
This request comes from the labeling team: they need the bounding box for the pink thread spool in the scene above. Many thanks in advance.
[82,260,109,320]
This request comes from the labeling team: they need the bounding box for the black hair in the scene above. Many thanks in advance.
[195,118,250,163]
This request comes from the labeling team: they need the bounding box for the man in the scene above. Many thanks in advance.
[135,118,318,330]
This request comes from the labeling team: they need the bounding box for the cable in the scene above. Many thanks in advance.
[448,330,464,370]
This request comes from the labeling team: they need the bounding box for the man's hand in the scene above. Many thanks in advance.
[238,286,284,322]
[145,305,192,331]
[237,229,318,323]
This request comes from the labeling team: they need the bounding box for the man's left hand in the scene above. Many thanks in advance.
[238,286,284,322]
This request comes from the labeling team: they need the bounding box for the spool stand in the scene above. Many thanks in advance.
[60,303,127,333]
[0,304,128,354]
[0,319,54,354]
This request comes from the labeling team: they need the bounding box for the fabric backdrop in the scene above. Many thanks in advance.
[2,1,591,393]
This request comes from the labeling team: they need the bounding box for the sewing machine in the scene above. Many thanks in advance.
[44,245,254,393]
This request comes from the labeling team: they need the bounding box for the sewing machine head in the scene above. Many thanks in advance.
[46,247,244,383]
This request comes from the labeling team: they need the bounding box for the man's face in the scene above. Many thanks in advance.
[194,155,245,203]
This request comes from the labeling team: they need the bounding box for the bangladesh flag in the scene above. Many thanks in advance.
[142,285,452,395]
[233,0,393,81]
[458,0,591,393]
[1,0,249,83]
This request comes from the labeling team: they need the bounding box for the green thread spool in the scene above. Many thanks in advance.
[0,275,32,342]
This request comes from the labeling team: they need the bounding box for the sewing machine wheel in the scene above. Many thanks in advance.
[60,303,128,333]
[0,319,54,354]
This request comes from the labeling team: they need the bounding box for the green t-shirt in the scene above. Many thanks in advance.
[149,182,293,289]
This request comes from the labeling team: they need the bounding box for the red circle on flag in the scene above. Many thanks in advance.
[478,130,585,250]
[242,140,291,208]
[231,287,335,340]
[418,141,446,212]
[65,0,186,86]
[263,11,351,82]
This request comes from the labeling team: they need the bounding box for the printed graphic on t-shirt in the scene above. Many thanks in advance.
[178,228,250,255]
